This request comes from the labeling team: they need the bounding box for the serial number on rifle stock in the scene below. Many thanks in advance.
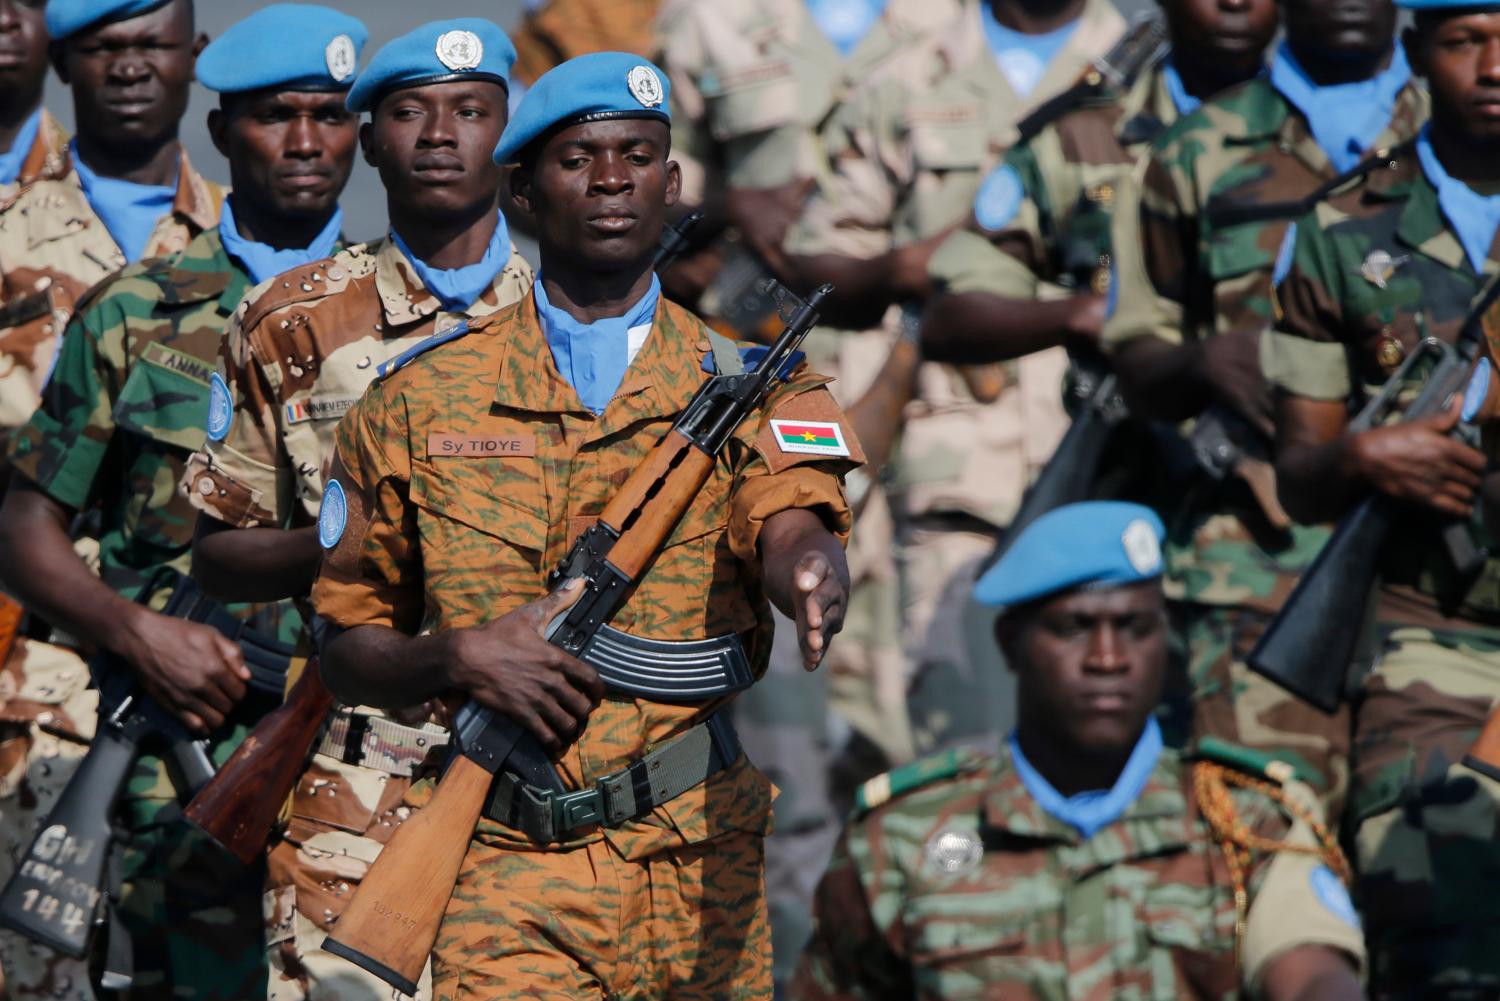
[15,888,89,936]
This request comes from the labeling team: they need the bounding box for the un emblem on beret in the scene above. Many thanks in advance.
[1121,519,1160,576]
[436,30,484,72]
[923,827,983,878]
[325,34,356,83]
[627,65,664,108]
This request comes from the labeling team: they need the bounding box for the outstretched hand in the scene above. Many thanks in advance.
[760,508,852,671]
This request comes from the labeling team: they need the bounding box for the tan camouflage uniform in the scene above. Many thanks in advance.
[784,0,1125,757]
[654,0,961,981]
[792,742,1367,1001]
[0,133,222,1001]
[1267,144,1500,995]
[183,237,533,1001]
[312,293,860,999]
[1103,72,1431,814]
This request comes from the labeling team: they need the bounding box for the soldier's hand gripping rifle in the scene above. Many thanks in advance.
[1247,281,1500,713]
[320,281,830,994]
[182,213,709,866]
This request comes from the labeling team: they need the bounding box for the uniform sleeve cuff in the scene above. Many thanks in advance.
[6,408,106,511]
[1261,331,1351,401]
[727,469,852,565]
[929,229,1039,300]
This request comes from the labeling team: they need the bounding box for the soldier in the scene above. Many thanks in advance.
[1101,0,1427,812]
[0,0,213,994]
[792,501,1367,1001]
[1265,2,1500,991]
[183,19,531,1001]
[921,0,1278,367]
[654,0,961,984]
[0,6,366,997]
[311,52,860,998]
[780,0,1126,760]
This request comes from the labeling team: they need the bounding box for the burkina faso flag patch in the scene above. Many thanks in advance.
[770,419,851,457]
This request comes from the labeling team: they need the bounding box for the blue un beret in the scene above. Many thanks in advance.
[973,502,1166,610]
[46,0,170,41]
[1397,0,1500,7]
[493,51,671,165]
[346,19,516,114]
[197,5,368,95]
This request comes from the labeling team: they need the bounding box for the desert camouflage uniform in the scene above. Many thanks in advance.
[511,0,664,89]
[0,136,223,1001]
[7,227,303,1001]
[784,0,1124,758]
[312,293,860,999]
[1267,144,1500,996]
[183,236,532,1001]
[1103,73,1431,812]
[792,742,1366,1001]
[655,0,959,980]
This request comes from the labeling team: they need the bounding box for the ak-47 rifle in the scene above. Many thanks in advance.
[1247,281,1500,713]
[183,213,710,866]
[320,280,831,994]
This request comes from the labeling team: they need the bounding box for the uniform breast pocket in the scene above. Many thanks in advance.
[409,458,549,624]
[1205,219,1280,286]
[908,918,1037,1000]
[905,113,986,176]
[1138,895,1237,1001]
[704,58,803,140]
[112,354,213,453]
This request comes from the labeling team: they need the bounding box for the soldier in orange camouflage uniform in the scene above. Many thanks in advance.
[183,20,532,1001]
[312,53,859,999]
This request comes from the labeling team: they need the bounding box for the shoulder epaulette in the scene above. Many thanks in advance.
[238,255,352,333]
[854,748,983,816]
[1205,144,1408,231]
[375,320,472,381]
[1017,15,1168,144]
[1191,736,1308,786]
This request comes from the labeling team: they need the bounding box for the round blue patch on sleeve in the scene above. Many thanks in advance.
[1463,357,1491,424]
[206,371,234,442]
[318,478,348,550]
[1309,864,1361,928]
[973,164,1024,232]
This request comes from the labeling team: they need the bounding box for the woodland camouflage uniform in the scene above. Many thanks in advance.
[0,136,224,1001]
[784,0,1124,760]
[183,236,533,1001]
[1267,141,1500,995]
[7,228,302,1001]
[792,743,1366,1001]
[1103,71,1431,814]
[311,293,862,999]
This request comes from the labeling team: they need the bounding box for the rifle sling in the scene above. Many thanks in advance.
[481,713,740,841]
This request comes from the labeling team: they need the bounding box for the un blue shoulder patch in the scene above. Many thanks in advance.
[1310,865,1361,928]
[207,372,233,442]
[974,164,1024,232]
[1464,357,1491,423]
[318,479,348,550]
[376,321,471,381]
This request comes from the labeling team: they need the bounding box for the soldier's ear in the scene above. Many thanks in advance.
[509,163,535,216]
[664,159,682,210]
[191,32,208,60]
[994,615,1021,674]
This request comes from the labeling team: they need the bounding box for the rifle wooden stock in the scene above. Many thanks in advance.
[0,592,23,666]
[184,663,335,864]
[1463,702,1500,783]
[1246,496,1392,714]
[322,753,492,995]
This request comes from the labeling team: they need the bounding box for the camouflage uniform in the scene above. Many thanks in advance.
[183,236,533,1001]
[654,0,959,980]
[784,0,1125,758]
[792,742,1367,1000]
[7,228,304,1001]
[1102,71,1431,812]
[1267,142,1500,995]
[312,293,861,999]
[511,0,663,89]
[0,136,223,1001]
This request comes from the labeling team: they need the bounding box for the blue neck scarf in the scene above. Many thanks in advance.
[1009,716,1163,839]
[390,212,511,312]
[70,141,177,263]
[1161,60,1202,117]
[1270,41,1410,174]
[981,4,1079,98]
[218,196,343,286]
[807,0,889,56]
[0,108,42,186]
[537,274,660,415]
[1416,125,1500,275]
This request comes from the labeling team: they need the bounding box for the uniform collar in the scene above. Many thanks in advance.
[125,227,252,312]
[1256,76,1429,179]
[373,234,521,328]
[7,110,71,193]
[933,0,1125,107]
[1413,125,1500,276]
[1007,717,1165,839]
[981,737,1192,862]
[491,289,712,439]
[1381,142,1491,276]
[65,143,221,235]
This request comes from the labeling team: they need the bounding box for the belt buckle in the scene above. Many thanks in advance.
[550,787,604,834]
